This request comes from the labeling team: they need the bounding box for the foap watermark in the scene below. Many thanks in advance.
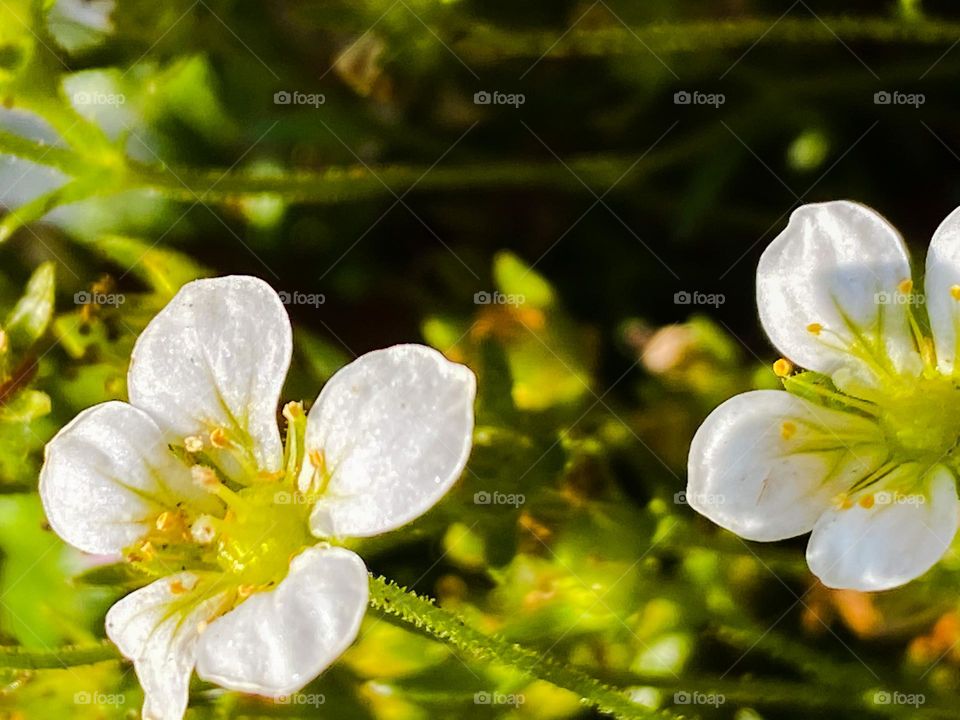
[474,490,525,508]
[474,290,525,306]
[74,691,126,706]
[673,290,725,308]
[873,691,925,708]
[674,490,725,507]
[474,691,525,706]
[274,90,326,108]
[278,290,326,307]
[274,490,311,505]
[875,290,924,305]
[674,90,725,108]
[673,691,725,707]
[73,91,126,106]
[474,90,525,108]
[875,491,926,507]
[874,90,924,108]
[275,693,326,707]
[74,290,125,307]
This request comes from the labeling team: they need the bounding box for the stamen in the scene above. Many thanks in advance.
[282,401,304,422]
[169,579,190,595]
[898,278,913,294]
[806,323,823,336]
[190,515,218,545]
[155,511,179,532]
[773,358,793,377]
[951,285,960,301]
[184,435,204,453]
[209,427,229,449]
[191,465,221,492]
[780,421,797,440]
[858,494,875,509]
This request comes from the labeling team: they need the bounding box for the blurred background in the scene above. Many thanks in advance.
[1,0,960,718]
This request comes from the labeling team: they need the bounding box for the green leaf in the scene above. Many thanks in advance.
[493,251,555,309]
[4,262,55,351]
[91,234,207,299]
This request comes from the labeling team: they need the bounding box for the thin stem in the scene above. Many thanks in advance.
[455,16,960,62]
[367,574,671,720]
[0,640,120,669]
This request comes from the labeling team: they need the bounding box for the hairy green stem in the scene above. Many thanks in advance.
[0,640,120,669]
[455,16,960,62]
[367,575,670,720]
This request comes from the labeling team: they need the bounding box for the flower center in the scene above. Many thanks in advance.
[873,376,960,460]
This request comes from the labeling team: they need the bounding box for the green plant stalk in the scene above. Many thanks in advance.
[455,16,960,62]
[367,575,668,720]
[0,640,120,669]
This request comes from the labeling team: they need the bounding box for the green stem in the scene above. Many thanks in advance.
[455,16,960,62]
[367,575,670,720]
[0,640,120,669]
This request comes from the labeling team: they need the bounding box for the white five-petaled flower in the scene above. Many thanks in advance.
[40,276,476,720]
[687,201,960,592]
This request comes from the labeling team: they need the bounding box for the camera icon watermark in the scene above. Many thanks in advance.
[473,90,525,108]
[74,290,125,307]
[274,90,326,108]
[673,90,725,108]
[874,290,924,305]
[474,490,525,508]
[474,290,525,306]
[874,491,926,507]
[276,693,326,707]
[873,90,924,108]
[673,290,725,307]
[278,290,326,308]
[274,491,311,505]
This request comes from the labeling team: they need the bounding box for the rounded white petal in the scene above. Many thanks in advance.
[806,465,959,591]
[757,201,920,384]
[924,206,960,373]
[106,574,226,720]
[128,276,292,473]
[298,344,476,538]
[687,390,886,542]
[39,401,211,554]
[195,546,368,696]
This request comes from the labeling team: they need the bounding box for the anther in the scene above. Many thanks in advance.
[169,579,189,595]
[282,401,304,422]
[209,427,229,448]
[858,494,875,509]
[780,421,797,440]
[806,323,823,336]
[155,511,178,532]
[951,285,960,301]
[898,279,913,294]
[190,515,217,545]
[773,358,793,377]
[184,436,204,453]
[191,465,220,491]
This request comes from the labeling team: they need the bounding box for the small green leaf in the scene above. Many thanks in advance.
[4,262,55,351]
[493,251,555,309]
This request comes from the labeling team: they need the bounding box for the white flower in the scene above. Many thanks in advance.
[40,276,476,720]
[687,201,960,592]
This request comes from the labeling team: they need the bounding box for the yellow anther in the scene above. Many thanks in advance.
[898,278,913,294]
[773,358,793,377]
[196,621,208,635]
[190,516,217,545]
[184,435,204,453]
[309,449,328,474]
[257,469,284,482]
[209,427,229,448]
[169,579,189,595]
[191,464,220,491]
[282,401,304,421]
[806,323,823,335]
[780,421,797,440]
[0,329,7,354]
[951,285,960,301]
[155,511,178,532]
[858,494,875,509]
[237,584,255,600]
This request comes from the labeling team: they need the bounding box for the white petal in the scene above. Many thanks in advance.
[106,574,226,720]
[128,276,291,474]
[195,546,368,696]
[924,206,960,373]
[298,344,476,538]
[687,390,886,542]
[806,465,959,591]
[39,401,211,555]
[757,201,920,385]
